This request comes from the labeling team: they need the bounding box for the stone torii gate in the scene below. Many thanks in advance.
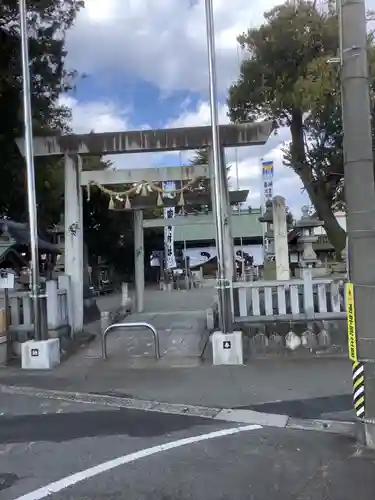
[81,163,214,314]
[80,165,251,314]
[16,121,272,334]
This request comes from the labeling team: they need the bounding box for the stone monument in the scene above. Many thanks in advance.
[259,200,276,279]
[272,196,290,280]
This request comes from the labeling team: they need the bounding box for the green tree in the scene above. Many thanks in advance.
[0,2,141,277]
[191,147,231,176]
[0,0,83,223]
[227,0,347,253]
[291,35,375,212]
[190,147,220,213]
[191,147,209,166]
[190,146,232,187]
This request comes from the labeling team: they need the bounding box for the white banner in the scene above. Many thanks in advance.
[163,181,177,269]
[261,159,274,259]
[182,244,263,268]
[261,159,274,204]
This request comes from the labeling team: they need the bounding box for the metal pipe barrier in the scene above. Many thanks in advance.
[101,321,161,360]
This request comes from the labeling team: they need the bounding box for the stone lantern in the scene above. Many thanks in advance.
[47,214,65,273]
[295,205,323,277]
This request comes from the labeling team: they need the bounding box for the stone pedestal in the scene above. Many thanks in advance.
[21,339,60,370]
[263,261,277,280]
[212,331,243,365]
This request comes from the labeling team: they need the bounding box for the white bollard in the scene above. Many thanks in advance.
[101,311,112,334]
[120,282,132,313]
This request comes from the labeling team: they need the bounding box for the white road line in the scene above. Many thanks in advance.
[14,424,261,500]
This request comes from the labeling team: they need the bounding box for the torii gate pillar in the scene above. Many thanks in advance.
[134,210,144,312]
[64,153,84,334]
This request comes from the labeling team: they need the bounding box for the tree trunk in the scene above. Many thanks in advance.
[308,187,347,255]
[290,110,346,256]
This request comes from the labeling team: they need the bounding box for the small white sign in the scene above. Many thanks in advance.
[0,271,14,289]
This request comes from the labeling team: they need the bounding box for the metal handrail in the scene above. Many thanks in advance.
[101,322,161,360]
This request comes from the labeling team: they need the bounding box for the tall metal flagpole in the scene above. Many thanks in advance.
[19,0,44,340]
[204,0,232,333]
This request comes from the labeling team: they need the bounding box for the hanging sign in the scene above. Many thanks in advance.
[0,270,15,289]
[261,159,274,260]
[261,159,274,203]
[346,283,358,363]
[163,181,177,269]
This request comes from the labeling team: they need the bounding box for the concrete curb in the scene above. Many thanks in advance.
[286,417,356,436]
[214,409,289,428]
[0,383,356,437]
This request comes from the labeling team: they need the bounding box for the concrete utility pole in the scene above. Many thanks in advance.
[340,0,375,447]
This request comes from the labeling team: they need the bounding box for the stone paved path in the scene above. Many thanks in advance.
[96,286,216,314]
[67,287,216,370]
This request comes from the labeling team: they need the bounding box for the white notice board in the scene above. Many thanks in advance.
[0,271,15,289]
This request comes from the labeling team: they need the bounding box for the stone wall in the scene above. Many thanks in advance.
[239,319,347,360]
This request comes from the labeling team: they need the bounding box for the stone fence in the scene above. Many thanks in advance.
[233,276,346,324]
[0,275,72,360]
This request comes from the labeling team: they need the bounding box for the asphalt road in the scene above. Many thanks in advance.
[240,393,356,421]
[0,392,374,500]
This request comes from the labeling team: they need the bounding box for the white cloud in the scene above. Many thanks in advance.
[60,95,158,168]
[61,0,333,217]
[66,0,282,93]
[167,101,229,128]
[60,95,131,133]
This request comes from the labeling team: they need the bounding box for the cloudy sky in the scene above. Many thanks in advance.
[62,0,310,214]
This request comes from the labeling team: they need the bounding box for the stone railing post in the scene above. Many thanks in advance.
[46,280,60,331]
[58,274,73,332]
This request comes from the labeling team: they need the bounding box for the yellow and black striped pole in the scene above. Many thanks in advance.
[347,284,365,418]
[352,361,365,418]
